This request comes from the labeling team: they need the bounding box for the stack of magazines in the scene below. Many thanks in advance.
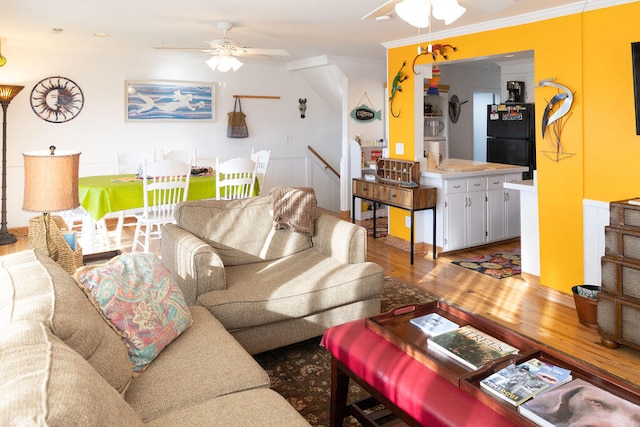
[480,358,572,406]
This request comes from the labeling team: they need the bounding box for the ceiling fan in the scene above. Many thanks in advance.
[154,21,289,69]
[363,0,516,21]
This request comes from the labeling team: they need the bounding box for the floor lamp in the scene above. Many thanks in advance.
[0,84,23,245]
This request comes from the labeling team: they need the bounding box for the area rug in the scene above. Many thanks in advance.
[361,216,388,238]
[451,249,521,279]
[253,276,438,427]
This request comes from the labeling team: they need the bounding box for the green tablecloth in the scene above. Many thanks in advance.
[78,174,215,221]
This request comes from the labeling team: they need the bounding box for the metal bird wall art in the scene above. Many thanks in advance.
[537,78,574,161]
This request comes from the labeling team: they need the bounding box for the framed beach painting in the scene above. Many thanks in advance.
[125,80,215,122]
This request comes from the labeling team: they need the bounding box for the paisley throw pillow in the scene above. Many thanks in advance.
[74,253,192,374]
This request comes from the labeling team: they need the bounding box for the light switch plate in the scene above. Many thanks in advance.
[395,142,404,155]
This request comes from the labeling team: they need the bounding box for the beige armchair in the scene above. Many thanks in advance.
[161,194,383,354]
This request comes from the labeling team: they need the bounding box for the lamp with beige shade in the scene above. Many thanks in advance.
[23,146,83,273]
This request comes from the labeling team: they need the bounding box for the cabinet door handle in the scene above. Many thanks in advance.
[453,185,461,189]
[473,183,481,187]
[465,196,470,207]
[505,192,510,202]
[492,181,500,185]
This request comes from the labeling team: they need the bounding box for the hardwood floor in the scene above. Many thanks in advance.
[5,215,640,390]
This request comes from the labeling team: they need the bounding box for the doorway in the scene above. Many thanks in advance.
[472,91,499,162]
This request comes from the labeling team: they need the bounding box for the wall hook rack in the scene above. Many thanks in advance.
[232,95,280,100]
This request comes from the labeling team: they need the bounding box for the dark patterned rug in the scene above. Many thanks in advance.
[253,276,439,427]
[361,216,388,238]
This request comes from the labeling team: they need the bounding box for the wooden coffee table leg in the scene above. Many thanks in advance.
[330,357,350,427]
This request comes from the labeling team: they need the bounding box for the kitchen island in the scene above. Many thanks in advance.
[419,159,528,253]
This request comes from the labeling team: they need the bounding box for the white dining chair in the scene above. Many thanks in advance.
[131,159,191,253]
[250,149,271,195]
[215,157,257,200]
[113,150,156,248]
[60,207,111,250]
[162,149,197,166]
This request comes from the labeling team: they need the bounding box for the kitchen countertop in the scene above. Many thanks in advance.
[503,179,536,193]
[421,158,528,179]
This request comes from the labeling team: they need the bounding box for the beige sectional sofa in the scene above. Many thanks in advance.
[0,250,309,426]
[162,195,384,354]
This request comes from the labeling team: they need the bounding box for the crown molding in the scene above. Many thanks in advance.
[382,0,636,50]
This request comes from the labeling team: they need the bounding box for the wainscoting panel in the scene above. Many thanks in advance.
[263,156,339,212]
[583,199,609,287]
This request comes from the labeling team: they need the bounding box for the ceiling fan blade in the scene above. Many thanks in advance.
[362,0,401,20]
[460,0,516,13]
[238,48,290,56]
[154,46,212,51]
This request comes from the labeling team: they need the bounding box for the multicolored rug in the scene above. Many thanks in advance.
[451,249,521,279]
[253,276,438,427]
[361,217,388,238]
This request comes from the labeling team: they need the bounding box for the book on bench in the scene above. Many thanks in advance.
[410,312,460,337]
[427,325,519,370]
[480,358,572,406]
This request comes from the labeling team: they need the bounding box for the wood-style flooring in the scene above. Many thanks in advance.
[5,214,640,390]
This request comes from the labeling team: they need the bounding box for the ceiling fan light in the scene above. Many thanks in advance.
[432,0,466,25]
[229,56,243,71]
[395,0,430,29]
[206,54,243,72]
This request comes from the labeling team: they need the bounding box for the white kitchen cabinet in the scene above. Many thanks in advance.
[443,177,487,251]
[487,173,521,241]
[422,161,527,253]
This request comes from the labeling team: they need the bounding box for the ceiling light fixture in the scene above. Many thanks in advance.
[395,0,466,28]
[206,53,243,72]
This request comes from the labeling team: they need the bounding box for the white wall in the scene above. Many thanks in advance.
[438,62,501,160]
[0,39,362,227]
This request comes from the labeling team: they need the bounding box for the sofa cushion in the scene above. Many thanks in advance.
[0,320,143,426]
[0,250,132,393]
[145,388,310,427]
[173,196,313,266]
[125,306,271,422]
[74,253,192,374]
[197,248,383,331]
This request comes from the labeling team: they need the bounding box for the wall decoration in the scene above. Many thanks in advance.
[350,92,381,122]
[298,98,307,118]
[412,43,457,74]
[30,76,84,123]
[448,95,468,124]
[632,42,640,135]
[125,80,215,122]
[389,61,408,118]
[536,78,575,161]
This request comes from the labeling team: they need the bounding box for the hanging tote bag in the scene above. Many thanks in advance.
[227,97,248,138]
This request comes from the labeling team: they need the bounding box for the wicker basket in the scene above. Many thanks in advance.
[29,215,83,275]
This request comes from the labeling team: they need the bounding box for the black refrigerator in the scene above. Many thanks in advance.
[486,103,535,180]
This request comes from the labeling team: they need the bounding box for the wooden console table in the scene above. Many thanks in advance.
[352,177,437,264]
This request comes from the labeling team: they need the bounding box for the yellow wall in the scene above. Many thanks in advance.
[387,2,640,292]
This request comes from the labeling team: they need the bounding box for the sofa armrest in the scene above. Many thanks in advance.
[161,224,226,306]
[312,213,367,264]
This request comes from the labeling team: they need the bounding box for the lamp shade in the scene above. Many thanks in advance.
[23,149,81,212]
[0,85,24,104]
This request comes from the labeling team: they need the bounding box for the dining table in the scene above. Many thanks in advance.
[77,173,216,252]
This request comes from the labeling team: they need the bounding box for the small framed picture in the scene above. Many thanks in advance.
[125,80,215,122]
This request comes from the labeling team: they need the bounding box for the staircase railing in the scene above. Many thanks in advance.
[307,145,339,178]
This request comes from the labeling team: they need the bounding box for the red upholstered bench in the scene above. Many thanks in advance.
[321,319,518,427]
